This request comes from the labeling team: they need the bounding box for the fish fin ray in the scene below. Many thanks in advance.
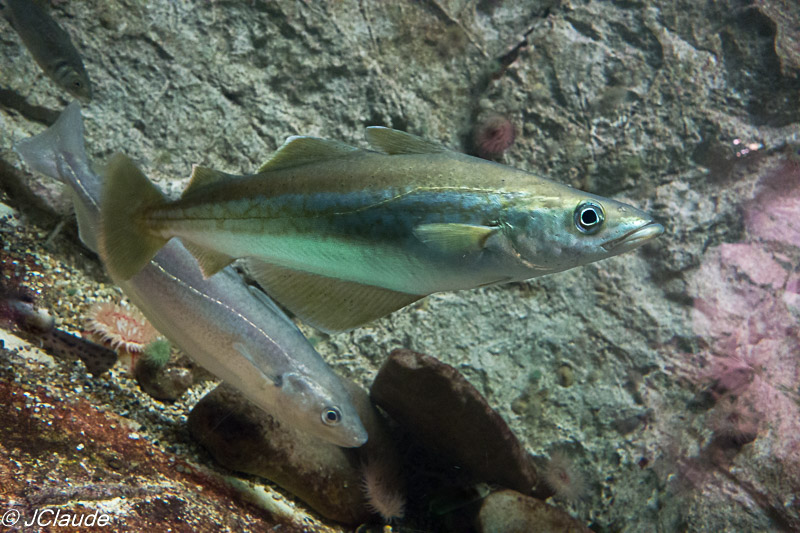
[184,166,237,196]
[258,136,360,173]
[100,154,168,280]
[181,240,234,277]
[243,260,423,333]
[413,223,497,254]
[365,126,447,155]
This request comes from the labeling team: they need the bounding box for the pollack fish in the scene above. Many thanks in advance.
[14,102,367,448]
[100,127,664,332]
[0,0,91,100]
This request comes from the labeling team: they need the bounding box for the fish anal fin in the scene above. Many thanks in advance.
[413,223,497,254]
[71,190,99,253]
[183,166,237,196]
[258,136,360,173]
[243,260,423,333]
[365,126,447,155]
[181,240,234,277]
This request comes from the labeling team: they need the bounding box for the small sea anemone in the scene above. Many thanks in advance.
[361,455,406,523]
[543,450,586,503]
[86,302,157,353]
[473,113,516,159]
[710,398,759,446]
[141,338,173,368]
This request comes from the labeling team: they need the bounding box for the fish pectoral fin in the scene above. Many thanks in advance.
[413,223,497,254]
[365,126,448,155]
[258,136,361,173]
[183,165,239,196]
[243,260,424,333]
[231,342,283,386]
[181,240,234,278]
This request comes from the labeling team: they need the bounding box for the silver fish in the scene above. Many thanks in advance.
[100,128,663,332]
[1,0,91,100]
[14,102,367,448]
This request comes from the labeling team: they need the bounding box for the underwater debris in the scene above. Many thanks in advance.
[473,113,516,159]
[86,301,158,354]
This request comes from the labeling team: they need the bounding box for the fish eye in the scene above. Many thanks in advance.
[322,406,342,426]
[574,201,605,234]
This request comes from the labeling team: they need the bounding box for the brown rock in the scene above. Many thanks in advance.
[371,349,549,498]
[477,489,591,533]
[188,380,401,526]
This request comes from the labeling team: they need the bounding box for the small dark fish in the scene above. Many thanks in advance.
[1,296,117,376]
[40,327,118,376]
[1,0,92,100]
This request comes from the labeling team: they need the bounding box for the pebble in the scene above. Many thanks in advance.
[476,489,591,533]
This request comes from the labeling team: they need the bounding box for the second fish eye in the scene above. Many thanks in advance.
[322,406,342,426]
[574,201,605,234]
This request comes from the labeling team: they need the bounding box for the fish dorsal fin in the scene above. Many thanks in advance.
[365,126,448,155]
[243,260,424,333]
[258,136,360,173]
[180,240,235,277]
[413,223,498,254]
[183,166,238,196]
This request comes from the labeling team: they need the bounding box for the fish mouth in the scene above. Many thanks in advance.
[602,222,664,253]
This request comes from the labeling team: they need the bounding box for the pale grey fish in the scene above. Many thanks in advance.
[14,102,367,447]
[99,126,664,333]
[1,0,91,100]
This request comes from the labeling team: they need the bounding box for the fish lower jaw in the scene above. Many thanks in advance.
[601,222,664,253]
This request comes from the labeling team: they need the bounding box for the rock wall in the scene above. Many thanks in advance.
[2,0,799,530]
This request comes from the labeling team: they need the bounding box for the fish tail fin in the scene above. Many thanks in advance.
[15,102,103,252]
[100,154,168,280]
[14,101,87,187]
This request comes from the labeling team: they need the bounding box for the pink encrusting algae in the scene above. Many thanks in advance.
[86,302,158,353]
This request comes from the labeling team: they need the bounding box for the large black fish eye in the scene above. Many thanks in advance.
[322,406,342,426]
[574,201,605,234]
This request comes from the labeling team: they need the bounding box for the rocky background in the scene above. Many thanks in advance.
[2,0,799,531]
